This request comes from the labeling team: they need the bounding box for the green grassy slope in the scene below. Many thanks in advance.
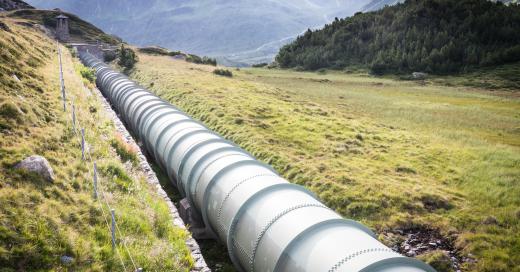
[7,9,121,44]
[130,54,520,272]
[0,19,192,271]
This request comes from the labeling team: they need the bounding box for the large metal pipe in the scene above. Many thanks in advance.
[79,52,435,272]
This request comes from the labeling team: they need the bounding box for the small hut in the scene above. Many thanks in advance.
[55,14,70,41]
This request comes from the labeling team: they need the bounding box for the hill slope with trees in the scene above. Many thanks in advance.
[276,0,520,74]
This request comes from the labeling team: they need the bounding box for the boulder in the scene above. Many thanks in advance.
[412,72,428,80]
[15,155,55,181]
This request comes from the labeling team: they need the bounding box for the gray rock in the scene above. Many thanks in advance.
[60,255,74,266]
[15,155,55,181]
[412,72,428,80]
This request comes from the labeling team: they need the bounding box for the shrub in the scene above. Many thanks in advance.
[186,54,217,66]
[79,67,95,83]
[118,44,138,70]
[213,69,233,77]
[252,63,268,68]
[103,51,117,62]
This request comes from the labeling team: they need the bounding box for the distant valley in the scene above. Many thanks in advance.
[24,0,520,65]
[25,0,369,65]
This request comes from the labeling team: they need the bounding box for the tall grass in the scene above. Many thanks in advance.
[130,53,520,272]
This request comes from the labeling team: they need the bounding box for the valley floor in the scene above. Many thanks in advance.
[130,54,520,272]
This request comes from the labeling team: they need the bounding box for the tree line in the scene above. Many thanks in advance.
[276,0,520,74]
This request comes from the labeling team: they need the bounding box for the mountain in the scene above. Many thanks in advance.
[361,0,518,11]
[0,0,33,10]
[24,0,370,64]
[276,0,520,74]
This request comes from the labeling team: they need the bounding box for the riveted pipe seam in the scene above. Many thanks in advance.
[157,121,202,168]
[201,159,278,235]
[226,183,313,271]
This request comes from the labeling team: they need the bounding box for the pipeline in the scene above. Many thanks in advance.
[79,52,435,272]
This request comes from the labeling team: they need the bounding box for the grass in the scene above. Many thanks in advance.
[0,19,193,271]
[130,54,520,272]
[430,63,520,91]
[110,133,139,167]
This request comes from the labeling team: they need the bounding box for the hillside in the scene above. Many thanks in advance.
[276,0,520,74]
[25,0,368,64]
[362,0,519,11]
[8,9,121,44]
[0,0,33,10]
[127,51,520,272]
[0,16,193,271]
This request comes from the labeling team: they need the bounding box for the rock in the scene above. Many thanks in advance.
[60,255,74,266]
[15,155,55,181]
[11,74,20,82]
[412,72,428,80]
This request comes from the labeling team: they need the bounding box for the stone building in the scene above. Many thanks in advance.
[55,14,70,41]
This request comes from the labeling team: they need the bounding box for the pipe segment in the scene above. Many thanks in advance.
[79,52,436,272]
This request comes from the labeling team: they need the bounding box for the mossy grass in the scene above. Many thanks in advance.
[0,20,192,271]
[130,53,520,272]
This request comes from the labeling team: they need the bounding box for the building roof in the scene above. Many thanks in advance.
[55,14,68,19]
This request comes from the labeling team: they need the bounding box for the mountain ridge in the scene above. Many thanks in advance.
[24,0,368,64]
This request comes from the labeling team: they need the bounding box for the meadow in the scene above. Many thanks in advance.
[0,20,192,271]
[131,54,520,272]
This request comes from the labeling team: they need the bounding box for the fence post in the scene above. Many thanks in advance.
[81,128,85,160]
[93,162,98,199]
[111,209,116,249]
[62,86,67,112]
[72,104,76,132]
[58,47,66,112]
